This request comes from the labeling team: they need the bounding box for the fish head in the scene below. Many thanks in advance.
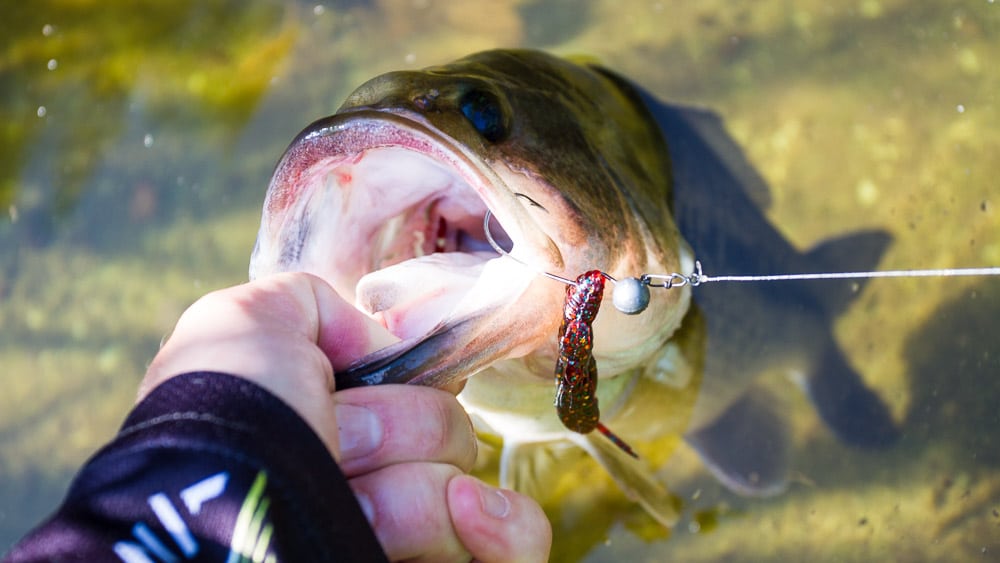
[250,49,692,389]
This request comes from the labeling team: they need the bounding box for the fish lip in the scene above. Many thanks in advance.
[260,108,538,261]
[268,109,500,216]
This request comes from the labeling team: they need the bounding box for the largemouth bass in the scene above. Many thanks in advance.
[249,49,897,526]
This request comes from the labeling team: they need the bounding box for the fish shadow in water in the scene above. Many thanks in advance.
[903,279,1000,466]
[785,279,1000,495]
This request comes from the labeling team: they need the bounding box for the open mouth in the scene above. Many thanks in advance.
[252,111,521,343]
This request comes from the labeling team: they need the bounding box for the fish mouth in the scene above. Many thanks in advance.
[250,110,560,387]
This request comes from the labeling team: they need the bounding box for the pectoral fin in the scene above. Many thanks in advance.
[685,390,789,496]
[577,433,681,527]
[497,439,571,501]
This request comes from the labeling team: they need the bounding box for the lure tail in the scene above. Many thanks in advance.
[596,422,638,459]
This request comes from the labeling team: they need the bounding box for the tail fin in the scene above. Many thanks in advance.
[805,345,900,447]
[804,230,892,318]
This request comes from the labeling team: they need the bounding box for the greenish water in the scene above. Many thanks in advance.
[2,1,998,561]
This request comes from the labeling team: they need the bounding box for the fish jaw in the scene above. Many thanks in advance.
[249,110,573,387]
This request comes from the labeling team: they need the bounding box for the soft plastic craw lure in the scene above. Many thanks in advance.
[556,270,638,458]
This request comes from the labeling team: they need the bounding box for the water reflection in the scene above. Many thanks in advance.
[1,1,293,248]
[0,1,297,546]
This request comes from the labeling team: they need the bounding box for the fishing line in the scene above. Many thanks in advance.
[483,210,1000,315]
[646,260,1000,287]
[483,211,581,286]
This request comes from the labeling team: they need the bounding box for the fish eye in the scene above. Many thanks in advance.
[459,89,507,143]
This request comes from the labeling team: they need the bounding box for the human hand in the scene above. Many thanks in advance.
[142,272,551,562]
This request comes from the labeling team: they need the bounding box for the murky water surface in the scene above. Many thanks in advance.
[2,2,998,560]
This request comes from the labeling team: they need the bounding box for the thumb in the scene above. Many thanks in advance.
[144,272,398,457]
[448,476,552,563]
[305,273,400,373]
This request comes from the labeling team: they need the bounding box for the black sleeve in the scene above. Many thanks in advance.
[3,372,389,563]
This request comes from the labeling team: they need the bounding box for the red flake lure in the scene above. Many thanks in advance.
[556,270,638,458]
